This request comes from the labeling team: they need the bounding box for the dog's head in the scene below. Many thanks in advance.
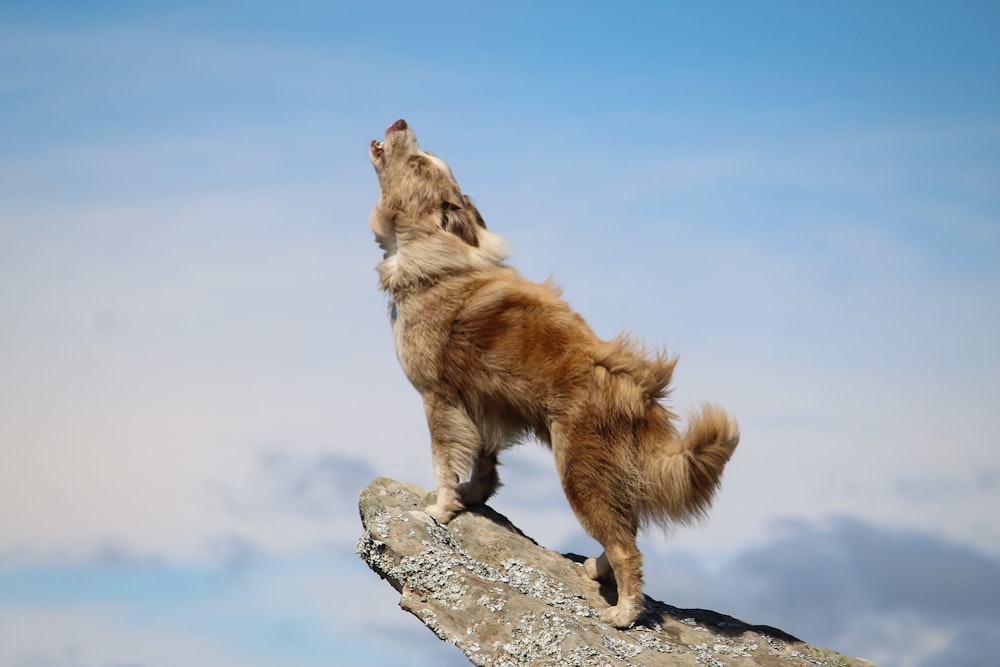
[368,119,507,291]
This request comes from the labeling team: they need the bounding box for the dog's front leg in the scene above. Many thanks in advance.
[423,394,479,524]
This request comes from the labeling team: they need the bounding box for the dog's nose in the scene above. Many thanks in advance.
[388,119,408,133]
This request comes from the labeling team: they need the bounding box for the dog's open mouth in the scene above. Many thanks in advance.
[370,119,409,163]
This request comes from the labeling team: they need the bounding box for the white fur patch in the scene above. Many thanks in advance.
[477,228,509,265]
[391,305,405,359]
[424,153,453,177]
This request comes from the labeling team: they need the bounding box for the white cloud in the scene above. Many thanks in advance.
[631,517,1000,667]
[0,550,467,667]
[0,606,275,667]
[0,172,402,559]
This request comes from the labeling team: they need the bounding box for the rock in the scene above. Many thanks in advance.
[357,477,877,667]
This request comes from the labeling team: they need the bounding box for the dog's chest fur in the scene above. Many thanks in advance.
[387,288,460,394]
[389,301,422,387]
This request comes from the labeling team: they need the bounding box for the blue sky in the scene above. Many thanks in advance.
[2,2,999,666]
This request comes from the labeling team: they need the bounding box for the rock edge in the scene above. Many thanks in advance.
[357,477,877,667]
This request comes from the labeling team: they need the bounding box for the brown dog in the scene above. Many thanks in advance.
[368,119,739,628]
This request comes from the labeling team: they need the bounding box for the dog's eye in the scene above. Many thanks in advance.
[441,201,460,211]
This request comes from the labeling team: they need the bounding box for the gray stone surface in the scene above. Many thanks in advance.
[357,477,877,667]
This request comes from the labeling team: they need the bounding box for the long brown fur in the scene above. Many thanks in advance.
[367,119,740,628]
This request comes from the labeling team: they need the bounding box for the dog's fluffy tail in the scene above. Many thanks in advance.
[640,404,740,527]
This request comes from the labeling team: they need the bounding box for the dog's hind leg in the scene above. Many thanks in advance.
[423,394,480,524]
[553,423,645,628]
[596,537,645,628]
[461,451,500,505]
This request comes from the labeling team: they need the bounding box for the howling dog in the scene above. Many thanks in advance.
[367,119,739,628]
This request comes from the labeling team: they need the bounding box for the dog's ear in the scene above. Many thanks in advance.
[439,200,481,247]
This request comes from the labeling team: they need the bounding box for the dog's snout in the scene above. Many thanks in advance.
[388,118,408,133]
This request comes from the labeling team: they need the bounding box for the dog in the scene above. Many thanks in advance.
[367,119,739,628]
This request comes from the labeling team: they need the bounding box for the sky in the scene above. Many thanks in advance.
[1,1,999,666]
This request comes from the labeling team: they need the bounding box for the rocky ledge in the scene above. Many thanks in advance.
[357,477,876,667]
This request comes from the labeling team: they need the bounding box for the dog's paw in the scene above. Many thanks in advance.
[425,502,461,525]
[423,489,464,524]
[583,553,612,581]
[600,601,641,629]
